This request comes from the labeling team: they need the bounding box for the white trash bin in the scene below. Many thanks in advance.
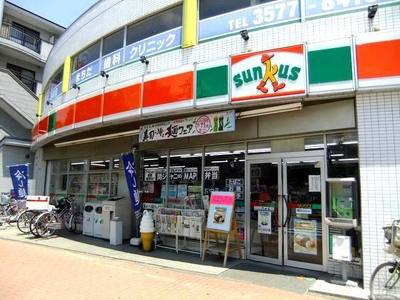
[110,217,123,246]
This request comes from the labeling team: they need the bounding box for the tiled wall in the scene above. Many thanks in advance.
[356,90,400,288]
[43,2,400,106]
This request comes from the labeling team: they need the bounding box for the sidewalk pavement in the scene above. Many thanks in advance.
[0,224,367,299]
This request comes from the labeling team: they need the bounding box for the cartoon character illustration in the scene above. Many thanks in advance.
[256,53,286,94]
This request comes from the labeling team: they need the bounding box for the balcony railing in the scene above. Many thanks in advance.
[0,22,42,54]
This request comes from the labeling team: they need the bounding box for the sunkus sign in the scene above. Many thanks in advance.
[231,44,306,102]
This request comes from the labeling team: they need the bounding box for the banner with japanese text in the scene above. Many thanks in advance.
[9,164,29,200]
[122,153,141,218]
[139,110,235,143]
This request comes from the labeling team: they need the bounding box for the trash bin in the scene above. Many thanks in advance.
[110,217,123,246]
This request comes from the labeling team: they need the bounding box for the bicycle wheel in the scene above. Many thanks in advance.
[370,261,400,300]
[17,210,38,234]
[63,210,74,232]
[69,212,83,234]
[29,212,45,237]
[36,213,57,238]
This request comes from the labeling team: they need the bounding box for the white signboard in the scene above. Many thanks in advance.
[332,235,352,262]
[309,175,321,192]
[258,210,272,234]
[139,110,235,143]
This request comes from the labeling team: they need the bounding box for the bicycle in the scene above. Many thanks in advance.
[32,195,77,238]
[370,220,400,300]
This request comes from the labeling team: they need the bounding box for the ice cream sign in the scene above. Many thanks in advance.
[231,44,305,102]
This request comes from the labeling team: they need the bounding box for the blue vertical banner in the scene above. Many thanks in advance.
[122,152,141,218]
[9,164,29,199]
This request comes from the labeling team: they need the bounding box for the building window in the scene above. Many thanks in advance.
[327,132,359,178]
[46,67,63,102]
[199,0,274,20]
[73,41,101,71]
[102,29,124,56]
[6,63,36,93]
[10,22,41,53]
[126,5,182,45]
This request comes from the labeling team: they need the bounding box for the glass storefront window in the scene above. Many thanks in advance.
[112,157,121,170]
[72,41,101,71]
[327,132,359,178]
[52,160,68,173]
[126,5,182,45]
[87,173,110,201]
[70,160,87,172]
[304,136,324,151]
[89,159,110,171]
[205,144,245,242]
[102,29,124,56]
[168,148,203,209]
[67,174,86,210]
[141,151,167,204]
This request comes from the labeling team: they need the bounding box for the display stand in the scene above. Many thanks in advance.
[153,208,205,257]
[202,217,242,267]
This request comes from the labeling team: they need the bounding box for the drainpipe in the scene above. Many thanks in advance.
[0,0,4,26]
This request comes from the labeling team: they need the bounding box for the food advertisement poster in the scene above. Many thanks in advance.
[206,192,235,232]
[293,218,317,255]
[258,210,272,234]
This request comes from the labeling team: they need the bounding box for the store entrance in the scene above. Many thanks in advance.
[246,151,326,271]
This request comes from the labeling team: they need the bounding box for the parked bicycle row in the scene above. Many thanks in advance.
[1,195,83,238]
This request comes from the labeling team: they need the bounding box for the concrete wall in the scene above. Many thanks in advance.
[356,90,400,288]
[0,108,31,139]
[0,145,34,193]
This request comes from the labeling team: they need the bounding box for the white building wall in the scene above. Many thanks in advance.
[356,90,400,288]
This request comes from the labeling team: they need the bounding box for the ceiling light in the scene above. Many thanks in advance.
[237,103,302,119]
[211,160,228,164]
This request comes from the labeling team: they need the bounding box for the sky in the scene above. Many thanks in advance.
[7,0,99,28]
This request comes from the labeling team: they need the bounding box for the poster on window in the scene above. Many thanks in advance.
[183,167,198,181]
[206,192,235,232]
[293,218,317,255]
[258,210,271,234]
[144,168,157,181]
[177,184,187,199]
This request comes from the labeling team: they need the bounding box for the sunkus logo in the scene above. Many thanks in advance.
[233,53,302,94]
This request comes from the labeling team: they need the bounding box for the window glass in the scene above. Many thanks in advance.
[168,148,202,209]
[87,173,110,201]
[68,174,86,210]
[102,29,124,56]
[112,157,121,170]
[204,143,245,243]
[49,174,68,198]
[6,63,36,92]
[70,160,87,172]
[73,41,100,71]
[141,151,167,204]
[126,5,182,45]
[327,132,359,178]
[199,0,273,20]
[89,159,110,171]
[52,160,68,173]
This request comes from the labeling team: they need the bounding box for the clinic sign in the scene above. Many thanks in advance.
[139,110,235,143]
[231,44,305,102]
[199,0,300,41]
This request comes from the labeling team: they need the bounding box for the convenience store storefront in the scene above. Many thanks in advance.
[34,32,400,279]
